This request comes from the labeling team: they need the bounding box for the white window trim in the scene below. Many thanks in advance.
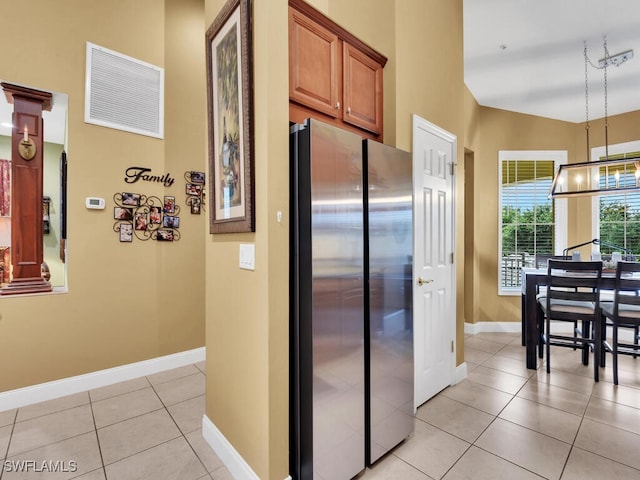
[498,150,567,296]
[591,140,640,241]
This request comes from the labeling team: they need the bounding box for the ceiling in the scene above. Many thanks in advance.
[464,0,640,123]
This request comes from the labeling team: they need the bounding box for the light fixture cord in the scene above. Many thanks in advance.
[585,38,613,161]
[603,37,609,160]
[584,41,590,160]
[604,36,610,160]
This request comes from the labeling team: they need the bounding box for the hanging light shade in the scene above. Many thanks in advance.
[549,155,640,197]
[550,38,638,198]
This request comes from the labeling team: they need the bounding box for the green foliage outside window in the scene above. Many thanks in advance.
[599,200,640,253]
[502,204,554,255]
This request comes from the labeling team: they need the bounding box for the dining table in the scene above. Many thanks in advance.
[521,267,618,369]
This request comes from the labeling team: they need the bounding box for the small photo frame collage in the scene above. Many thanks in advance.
[185,171,205,215]
[114,192,180,242]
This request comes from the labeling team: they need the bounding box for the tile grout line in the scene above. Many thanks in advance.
[413,344,550,479]
[0,409,18,480]
[87,386,108,480]
[557,375,598,480]
[477,340,640,478]
[389,453,438,480]
[151,368,214,477]
[0,364,214,480]
[460,346,571,479]
[148,367,213,478]
[95,374,185,468]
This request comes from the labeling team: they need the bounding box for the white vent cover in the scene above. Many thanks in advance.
[85,42,164,138]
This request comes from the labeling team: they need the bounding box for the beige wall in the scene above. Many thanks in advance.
[394,0,466,363]
[203,0,289,478]
[0,0,206,392]
[467,107,640,324]
[463,87,480,326]
[203,1,465,478]
[471,107,576,322]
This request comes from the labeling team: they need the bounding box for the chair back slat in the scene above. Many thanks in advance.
[546,260,602,313]
[614,262,640,312]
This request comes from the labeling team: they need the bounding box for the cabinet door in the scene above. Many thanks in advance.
[342,42,383,134]
[289,7,341,118]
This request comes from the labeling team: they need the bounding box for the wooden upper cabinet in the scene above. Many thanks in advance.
[289,8,341,118]
[288,0,387,138]
[342,42,383,134]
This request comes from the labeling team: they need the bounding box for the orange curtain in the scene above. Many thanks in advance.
[0,159,10,216]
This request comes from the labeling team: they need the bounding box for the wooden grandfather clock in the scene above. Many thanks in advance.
[1,82,52,295]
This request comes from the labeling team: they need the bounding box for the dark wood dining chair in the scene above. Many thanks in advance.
[534,255,574,360]
[600,261,640,385]
[538,260,602,381]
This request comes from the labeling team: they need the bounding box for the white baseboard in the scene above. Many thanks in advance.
[464,321,638,341]
[464,321,521,334]
[454,362,467,384]
[464,321,572,334]
[0,347,205,412]
[201,414,293,480]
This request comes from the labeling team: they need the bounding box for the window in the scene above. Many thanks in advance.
[499,151,567,294]
[592,141,640,255]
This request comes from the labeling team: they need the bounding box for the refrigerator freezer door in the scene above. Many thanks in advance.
[364,139,414,463]
[291,119,365,480]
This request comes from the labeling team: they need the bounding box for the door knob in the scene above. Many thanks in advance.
[417,276,433,286]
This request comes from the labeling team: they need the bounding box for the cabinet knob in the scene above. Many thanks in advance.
[347,106,351,114]
[335,102,340,110]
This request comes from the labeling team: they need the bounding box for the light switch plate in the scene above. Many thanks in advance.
[239,243,255,270]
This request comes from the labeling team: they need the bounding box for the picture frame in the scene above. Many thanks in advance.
[163,195,176,214]
[122,192,141,206]
[206,0,254,233]
[189,171,205,184]
[120,223,133,242]
[149,206,162,224]
[190,197,202,215]
[157,229,174,242]
[135,212,148,231]
[114,207,133,221]
[186,183,203,196]
[163,215,180,229]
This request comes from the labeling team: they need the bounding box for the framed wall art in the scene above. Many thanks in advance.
[206,0,254,233]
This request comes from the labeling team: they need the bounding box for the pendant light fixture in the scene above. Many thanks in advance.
[549,38,638,198]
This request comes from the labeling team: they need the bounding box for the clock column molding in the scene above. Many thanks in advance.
[1,82,53,295]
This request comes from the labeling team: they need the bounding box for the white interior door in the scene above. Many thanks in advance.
[412,114,456,409]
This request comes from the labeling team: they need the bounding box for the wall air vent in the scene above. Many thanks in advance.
[85,42,164,138]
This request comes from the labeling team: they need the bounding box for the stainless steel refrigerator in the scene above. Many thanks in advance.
[290,119,414,480]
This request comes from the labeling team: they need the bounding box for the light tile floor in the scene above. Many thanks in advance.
[0,361,232,480]
[358,331,640,480]
[1,333,640,479]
